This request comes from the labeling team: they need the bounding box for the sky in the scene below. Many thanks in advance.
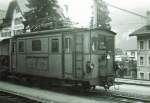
[0,0,12,10]
[0,0,150,50]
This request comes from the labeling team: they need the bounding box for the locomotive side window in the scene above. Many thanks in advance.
[92,36,106,51]
[18,41,24,52]
[32,40,41,51]
[52,39,59,53]
[65,38,71,52]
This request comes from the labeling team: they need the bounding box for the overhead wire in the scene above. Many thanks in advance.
[105,2,147,19]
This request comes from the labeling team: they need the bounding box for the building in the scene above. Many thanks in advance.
[115,48,127,61]
[114,48,137,79]
[0,0,66,39]
[130,11,150,80]
[0,0,28,39]
[115,54,137,79]
[125,50,137,61]
[115,55,127,62]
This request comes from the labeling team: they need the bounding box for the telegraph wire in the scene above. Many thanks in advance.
[106,2,147,19]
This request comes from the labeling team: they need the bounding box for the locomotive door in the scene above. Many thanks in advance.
[105,37,114,74]
[63,35,73,79]
[73,34,84,79]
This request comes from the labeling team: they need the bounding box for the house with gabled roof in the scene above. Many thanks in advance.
[0,0,28,39]
[0,0,66,39]
[130,11,150,80]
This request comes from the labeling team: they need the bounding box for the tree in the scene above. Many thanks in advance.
[24,0,64,31]
[93,0,111,30]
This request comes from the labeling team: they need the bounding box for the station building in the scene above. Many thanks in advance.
[130,11,150,80]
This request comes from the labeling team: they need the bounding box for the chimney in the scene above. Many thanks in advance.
[64,5,69,18]
[147,11,150,25]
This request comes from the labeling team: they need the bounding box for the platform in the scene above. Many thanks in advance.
[115,78,150,86]
[0,81,113,103]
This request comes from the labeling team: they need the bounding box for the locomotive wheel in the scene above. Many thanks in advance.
[104,85,110,90]
[19,76,31,86]
[0,72,7,80]
[82,82,91,90]
[91,85,96,90]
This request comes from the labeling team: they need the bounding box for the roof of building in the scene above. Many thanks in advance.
[4,0,18,26]
[126,49,137,52]
[14,27,116,37]
[17,0,29,13]
[129,25,150,36]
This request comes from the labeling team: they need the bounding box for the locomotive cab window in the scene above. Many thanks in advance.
[51,39,59,53]
[32,40,41,51]
[92,36,106,51]
[65,38,71,52]
[18,41,24,52]
[105,37,114,51]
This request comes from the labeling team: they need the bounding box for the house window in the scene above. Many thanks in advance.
[32,40,41,51]
[52,39,59,53]
[1,32,11,37]
[15,7,20,13]
[65,38,71,52]
[140,73,144,79]
[14,30,23,35]
[148,40,150,49]
[15,18,22,25]
[6,32,10,37]
[148,57,150,66]
[1,33,4,37]
[18,41,24,52]
[139,41,144,50]
[131,51,135,56]
[140,56,144,65]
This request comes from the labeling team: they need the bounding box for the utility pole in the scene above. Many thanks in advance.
[91,0,102,28]
[91,0,111,29]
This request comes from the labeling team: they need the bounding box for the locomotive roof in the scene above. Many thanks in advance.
[14,28,116,37]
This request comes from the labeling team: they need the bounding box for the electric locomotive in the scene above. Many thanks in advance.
[0,28,116,89]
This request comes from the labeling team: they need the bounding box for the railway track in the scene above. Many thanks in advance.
[0,80,149,103]
[108,90,150,103]
[112,93,150,103]
[88,88,150,103]
[0,91,40,103]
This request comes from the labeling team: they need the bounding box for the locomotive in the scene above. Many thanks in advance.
[0,28,116,89]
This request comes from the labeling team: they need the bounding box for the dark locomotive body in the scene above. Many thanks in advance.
[0,28,116,89]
